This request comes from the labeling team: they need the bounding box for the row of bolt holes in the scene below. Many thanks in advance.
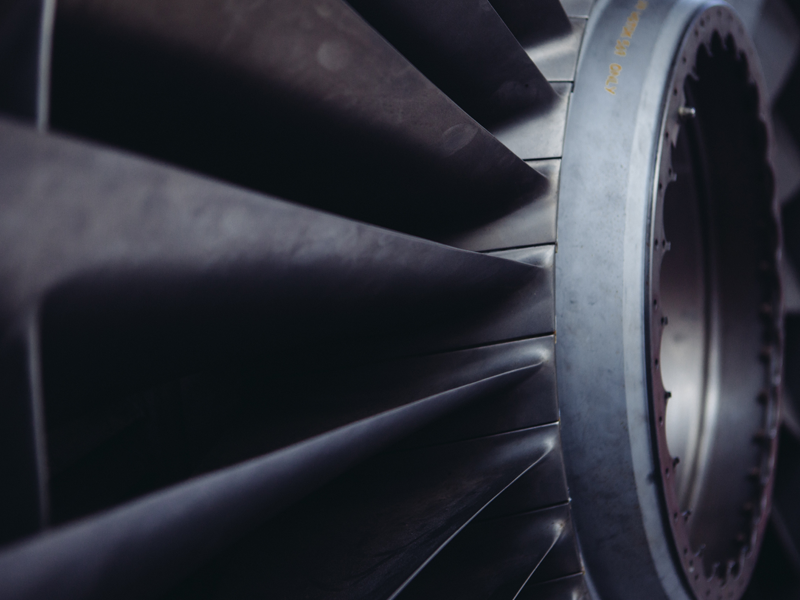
[667,12,745,600]
[652,242,738,598]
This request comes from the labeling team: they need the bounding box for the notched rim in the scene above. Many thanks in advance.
[647,5,782,599]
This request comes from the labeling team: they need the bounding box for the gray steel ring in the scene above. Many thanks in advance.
[556,0,778,599]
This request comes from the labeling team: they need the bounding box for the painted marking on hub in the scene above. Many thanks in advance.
[605,0,648,95]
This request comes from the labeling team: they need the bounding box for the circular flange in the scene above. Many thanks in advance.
[556,1,781,599]
[649,7,781,598]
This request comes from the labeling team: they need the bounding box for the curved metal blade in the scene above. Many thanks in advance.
[0,364,538,600]
[0,119,555,546]
[344,0,557,129]
[50,0,548,247]
[0,0,53,128]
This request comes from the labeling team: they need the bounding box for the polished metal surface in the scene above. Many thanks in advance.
[0,0,585,596]
[493,82,571,159]
[525,17,587,81]
[0,0,54,129]
[563,0,598,18]
[445,161,559,250]
[557,1,780,599]
[648,9,781,596]
[0,0,794,597]
[50,0,545,249]
[0,343,552,600]
[345,0,558,131]
[489,0,574,47]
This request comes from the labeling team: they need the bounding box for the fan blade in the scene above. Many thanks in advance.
[524,19,586,82]
[561,0,595,18]
[0,362,537,600]
[0,327,47,544]
[397,336,558,448]
[0,119,556,542]
[49,0,550,248]
[443,161,559,250]
[0,0,53,127]
[488,0,572,47]
[516,572,591,599]
[165,421,565,600]
[492,84,570,160]
[393,504,581,599]
[344,0,557,129]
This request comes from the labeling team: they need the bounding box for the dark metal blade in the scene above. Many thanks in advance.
[0,364,536,600]
[0,119,556,545]
[489,0,573,47]
[165,424,563,600]
[392,501,580,599]
[344,0,557,129]
[49,0,548,247]
[0,0,52,127]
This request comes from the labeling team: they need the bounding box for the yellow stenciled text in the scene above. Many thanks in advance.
[605,0,648,95]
